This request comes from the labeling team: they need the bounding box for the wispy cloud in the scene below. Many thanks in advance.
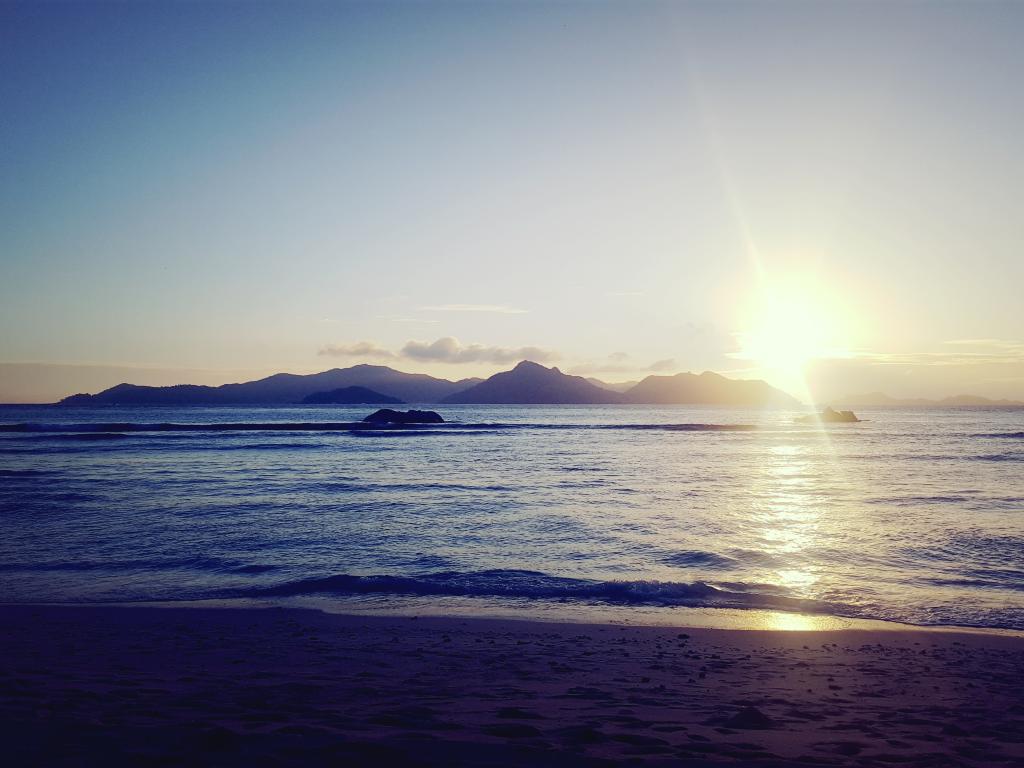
[318,342,395,359]
[606,291,644,298]
[942,338,1024,350]
[401,337,556,364]
[318,337,556,365]
[419,304,528,314]
[375,315,441,324]
[856,339,1024,367]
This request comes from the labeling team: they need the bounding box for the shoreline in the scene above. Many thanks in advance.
[6,595,1023,638]
[3,603,1023,766]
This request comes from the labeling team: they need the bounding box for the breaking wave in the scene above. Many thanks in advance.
[246,568,835,614]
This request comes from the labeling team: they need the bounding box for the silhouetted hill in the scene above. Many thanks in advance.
[59,365,479,405]
[623,371,799,406]
[301,386,403,405]
[55,363,801,407]
[834,392,1024,407]
[443,361,626,404]
[585,377,639,393]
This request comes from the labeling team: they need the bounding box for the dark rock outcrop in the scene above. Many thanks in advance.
[724,706,776,730]
[797,406,860,424]
[362,409,444,425]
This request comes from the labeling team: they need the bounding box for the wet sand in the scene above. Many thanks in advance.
[2,605,1022,766]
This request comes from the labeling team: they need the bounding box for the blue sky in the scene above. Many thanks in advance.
[3,1,1023,401]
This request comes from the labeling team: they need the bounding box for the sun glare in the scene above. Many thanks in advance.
[734,277,854,395]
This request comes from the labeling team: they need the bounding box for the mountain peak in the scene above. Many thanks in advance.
[445,362,623,404]
[513,360,549,371]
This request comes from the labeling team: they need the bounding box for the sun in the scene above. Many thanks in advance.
[733,276,853,395]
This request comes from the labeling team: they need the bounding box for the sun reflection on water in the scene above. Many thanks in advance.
[753,443,825,598]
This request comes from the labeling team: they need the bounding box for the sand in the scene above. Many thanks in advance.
[2,605,1023,766]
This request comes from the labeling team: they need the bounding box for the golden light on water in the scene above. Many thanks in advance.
[760,445,822,595]
[742,424,859,631]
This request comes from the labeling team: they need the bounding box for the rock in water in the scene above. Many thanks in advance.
[797,406,860,424]
[362,409,444,425]
[724,706,776,730]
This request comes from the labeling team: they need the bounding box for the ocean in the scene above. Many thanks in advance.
[1,404,1022,630]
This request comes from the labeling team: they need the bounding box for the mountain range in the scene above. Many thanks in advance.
[58,360,799,407]
[59,365,479,406]
[832,392,1024,407]
[625,370,798,406]
[443,362,624,404]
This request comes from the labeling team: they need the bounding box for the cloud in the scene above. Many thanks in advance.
[318,342,395,359]
[608,351,629,362]
[401,337,556,364]
[647,358,677,372]
[419,304,528,314]
[943,338,1024,349]
[856,339,1024,367]
[319,337,557,365]
[375,316,441,324]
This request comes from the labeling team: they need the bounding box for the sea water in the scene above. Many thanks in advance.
[1,404,1022,630]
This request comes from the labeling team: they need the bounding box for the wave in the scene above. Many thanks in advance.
[661,550,737,569]
[247,568,835,614]
[349,429,500,438]
[923,577,1024,593]
[979,431,1024,439]
[0,556,274,573]
[463,423,759,432]
[973,453,1024,462]
[0,468,55,477]
[0,421,383,433]
[866,494,978,506]
[0,432,132,441]
[0,421,758,434]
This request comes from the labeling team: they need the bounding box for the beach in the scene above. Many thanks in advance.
[3,605,1022,766]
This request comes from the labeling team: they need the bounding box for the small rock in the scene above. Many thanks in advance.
[724,706,776,730]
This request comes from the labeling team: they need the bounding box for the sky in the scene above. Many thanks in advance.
[2,1,1023,403]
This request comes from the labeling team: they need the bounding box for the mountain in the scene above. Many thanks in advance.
[301,386,403,405]
[586,377,640,393]
[833,392,1024,407]
[55,361,801,407]
[58,365,480,405]
[623,371,800,407]
[443,361,626,404]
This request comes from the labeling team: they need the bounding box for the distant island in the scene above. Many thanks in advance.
[624,370,798,407]
[57,360,799,407]
[443,361,624,404]
[833,392,1024,407]
[301,386,403,405]
[59,365,480,406]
